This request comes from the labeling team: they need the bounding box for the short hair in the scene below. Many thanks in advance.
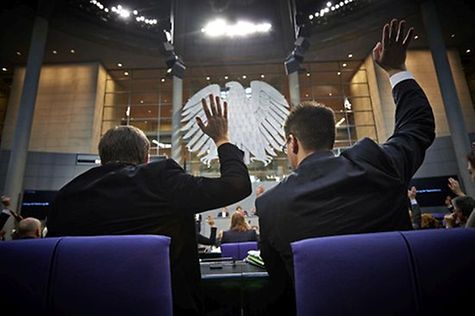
[17,217,42,238]
[98,126,150,165]
[284,102,336,151]
[452,196,475,218]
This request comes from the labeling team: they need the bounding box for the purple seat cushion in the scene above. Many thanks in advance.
[292,232,418,316]
[49,235,172,316]
[401,229,475,315]
[0,238,61,314]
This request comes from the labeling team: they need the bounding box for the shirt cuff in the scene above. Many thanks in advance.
[390,71,414,89]
[410,199,418,205]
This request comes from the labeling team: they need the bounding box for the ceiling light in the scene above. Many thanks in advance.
[337,72,341,76]
[242,75,247,79]
[260,74,265,78]
[309,15,314,20]
[342,63,347,67]
[70,49,75,53]
[327,2,332,7]
[451,34,455,38]
[1,68,7,72]
[161,78,165,82]
[133,10,138,15]
[224,75,229,80]
[117,63,123,67]
[414,35,419,40]
[16,51,21,56]
[348,53,353,58]
[306,73,311,77]
[52,50,57,54]
[202,18,272,38]
[329,93,333,96]
[140,100,144,104]
[206,76,210,80]
[124,71,129,76]
[466,49,471,54]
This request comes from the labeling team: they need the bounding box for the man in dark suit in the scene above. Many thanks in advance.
[46,95,252,316]
[256,19,435,315]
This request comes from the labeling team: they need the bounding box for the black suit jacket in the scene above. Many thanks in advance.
[46,143,251,315]
[256,79,435,314]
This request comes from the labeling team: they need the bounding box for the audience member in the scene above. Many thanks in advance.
[256,19,435,315]
[197,215,217,246]
[235,205,248,217]
[408,186,422,229]
[216,207,229,218]
[219,211,258,244]
[13,217,42,239]
[46,95,252,316]
[0,195,23,240]
[444,196,475,228]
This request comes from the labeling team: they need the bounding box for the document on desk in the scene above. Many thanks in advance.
[244,250,265,269]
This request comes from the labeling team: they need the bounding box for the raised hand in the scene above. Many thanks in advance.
[196,94,230,147]
[448,177,466,197]
[373,19,414,76]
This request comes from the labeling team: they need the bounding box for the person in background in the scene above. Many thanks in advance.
[216,207,229,218]
[408,186,422,229]
[219,211,258,244]
[420,213,442,229]
[0,195,23,240]
[256,19,435,315]
[444,196,475,228]
[235,205,248,217]
[197,215,217,246]
[12,217,42,239]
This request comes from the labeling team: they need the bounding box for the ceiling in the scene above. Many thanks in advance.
[0,0,474,76]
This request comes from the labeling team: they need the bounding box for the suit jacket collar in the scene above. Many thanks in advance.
[296,150,335,171]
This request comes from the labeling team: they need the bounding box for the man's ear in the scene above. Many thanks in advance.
[290,135,299,155]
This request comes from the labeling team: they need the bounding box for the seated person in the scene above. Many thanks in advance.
[444,196,475,228]
[13,217,42,239]
[219,211,258,244]
[421,213,442,229]
[216,207,229,218]
[197,215,217,246]
[235,205,248,217]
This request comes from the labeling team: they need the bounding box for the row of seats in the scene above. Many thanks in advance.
[1,229,474,315]
[292,228,475,316]
[0,235,173,316]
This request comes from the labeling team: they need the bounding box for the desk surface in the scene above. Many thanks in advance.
[200,260,268,280]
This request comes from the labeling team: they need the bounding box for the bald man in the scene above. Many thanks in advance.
[15,217,42,239]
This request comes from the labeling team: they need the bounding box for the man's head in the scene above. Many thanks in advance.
[98,126,150,165]
[17,217,42,239]
[467,147,475,182]
[284,102,335,168]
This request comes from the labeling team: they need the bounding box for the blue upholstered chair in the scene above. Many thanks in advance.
[0,238,62,315]
[0,235,173,316]
[221,241,258,260]
[291,232,418,316]
[400,229,475,315]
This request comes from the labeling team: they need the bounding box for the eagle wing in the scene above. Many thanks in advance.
[251,80,290,161]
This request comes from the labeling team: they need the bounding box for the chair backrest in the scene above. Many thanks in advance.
[0,238,61,315]
[221,241,258,260]
[292,232,418,316]
[291,229,475,316]
[0,235,173,316]
[400,229,475,315]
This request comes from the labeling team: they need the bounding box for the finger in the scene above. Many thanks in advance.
[209,94,218,116]
[223,101,228,119]
[215,95,223,116]
[372,42,382,60]
[382,24,390,49]
[396,20,406,43]
[389,18,398,42]
[196,116,206,131]
[402,27,414,49]
[201,98,212,120]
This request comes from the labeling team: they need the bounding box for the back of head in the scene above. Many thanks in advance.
[230,211,248,232]
[98,126,150,165]
[452,196,475,218]
[17,217,42,238]
[284,102,336,151]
